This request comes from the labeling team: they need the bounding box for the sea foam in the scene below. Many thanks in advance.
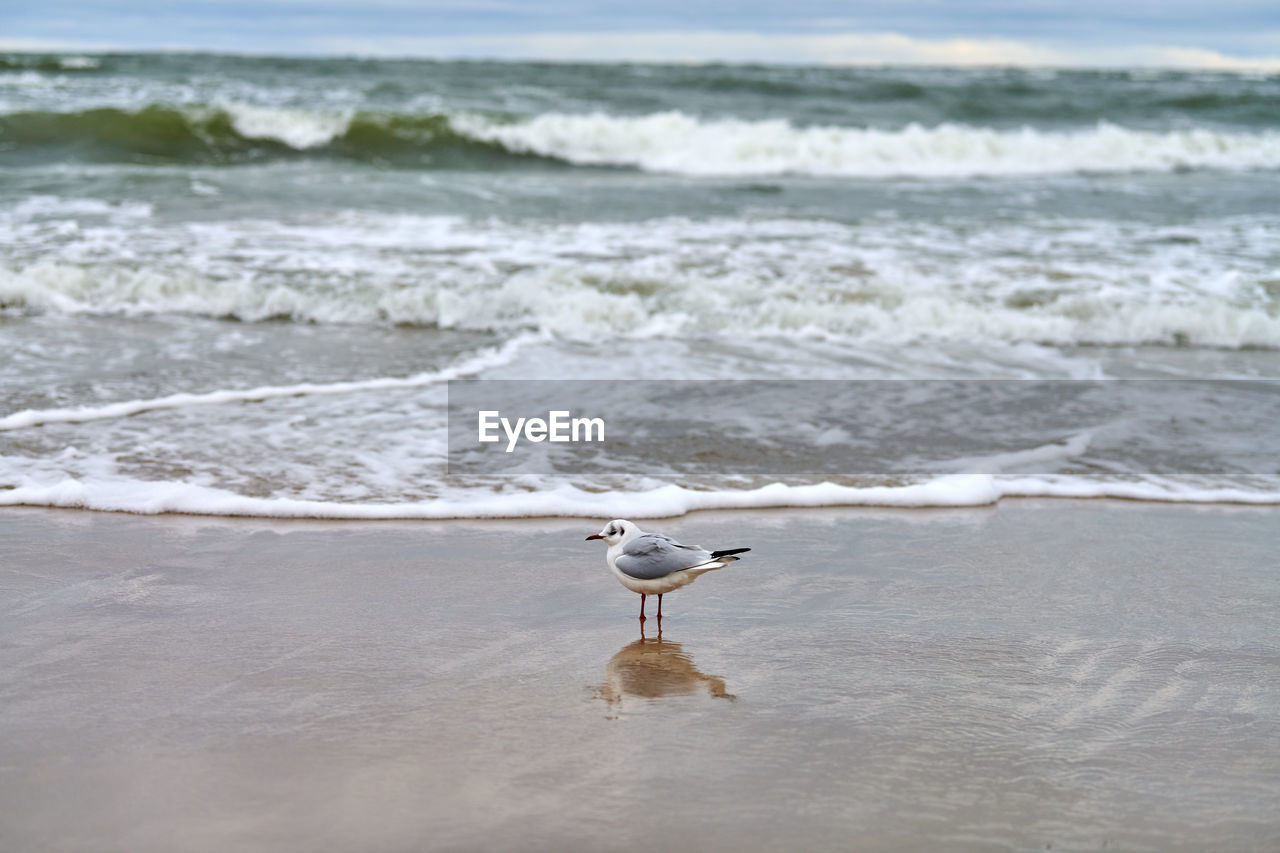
[221,101,353,150]
[456,112,1280,177]
[2,474,1277,518]
[0,331,546,432]
[16,99,1276,177]
[4,212,1278,349]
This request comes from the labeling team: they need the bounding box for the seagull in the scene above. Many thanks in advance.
[586,519,750,621]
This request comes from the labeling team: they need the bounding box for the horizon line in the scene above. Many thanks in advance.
[3,46,1279,76]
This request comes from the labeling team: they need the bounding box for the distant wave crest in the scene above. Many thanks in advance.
[0,55,100,72]
[0,103,520,167]
[4,102,1280,175]
[459,111,1280,176]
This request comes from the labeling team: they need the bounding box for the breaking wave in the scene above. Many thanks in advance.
[4,257,1278,349]
[0,104,527,168]
[4,102,1280,176]
[2,474,1278,518]
[457,112,1280,177]
[4,209,1279,349]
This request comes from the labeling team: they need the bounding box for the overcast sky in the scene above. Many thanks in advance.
[3,1,1279,68]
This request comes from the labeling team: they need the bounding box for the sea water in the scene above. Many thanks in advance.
[1,53,1278,516]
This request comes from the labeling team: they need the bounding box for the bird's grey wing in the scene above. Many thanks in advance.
[615,534,715,580]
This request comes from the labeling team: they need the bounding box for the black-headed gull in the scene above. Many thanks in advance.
[586,519,750,621]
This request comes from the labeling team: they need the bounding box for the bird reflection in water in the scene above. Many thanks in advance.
[596,624,735,716]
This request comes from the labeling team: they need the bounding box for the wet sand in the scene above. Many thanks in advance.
[1,501,1278,852]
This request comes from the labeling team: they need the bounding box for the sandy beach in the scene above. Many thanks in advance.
[2,500,1277,852]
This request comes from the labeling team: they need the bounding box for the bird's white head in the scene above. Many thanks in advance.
[585,519,640,546]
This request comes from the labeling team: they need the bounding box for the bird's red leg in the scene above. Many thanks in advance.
[657,594,663,620]
[639,594,646,621]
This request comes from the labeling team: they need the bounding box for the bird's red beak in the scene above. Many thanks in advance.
[585,534,603,540]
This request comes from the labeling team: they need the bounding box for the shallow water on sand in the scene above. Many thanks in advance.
[2,502,1276,851]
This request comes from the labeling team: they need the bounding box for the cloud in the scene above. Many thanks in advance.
[312,29,1280,70]
[3,15,1278,71]
[1143,45,1280,72]
[0,36,121,52]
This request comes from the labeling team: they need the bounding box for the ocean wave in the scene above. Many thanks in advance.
[221,101,353,150]
[0,55,101,73]
[4,209,1278,349]
[449,112,1280,177]
[4,101,1280,176]
[0,104,524,167]
[0,331,545,432]
[2,474,1277,518]
[4,261,1277,349]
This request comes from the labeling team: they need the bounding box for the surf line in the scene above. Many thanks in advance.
[0,331,549,432]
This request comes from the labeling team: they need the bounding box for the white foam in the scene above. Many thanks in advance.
[59,56,100,70]
[220,101,352,149]
[4,210,1279,350]
[940,430,1096,473]
[454,112,1280,177]
[5,195,153,221]
[0,331,545,431]
[2,71,56,89]
[1,474,1277,518]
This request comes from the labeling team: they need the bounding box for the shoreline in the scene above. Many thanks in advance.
[3,474,1280,521]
